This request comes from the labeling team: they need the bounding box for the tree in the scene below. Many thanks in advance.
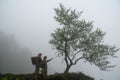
[49,4,119,73]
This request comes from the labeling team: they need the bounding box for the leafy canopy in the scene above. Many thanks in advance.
[49,4,119,71]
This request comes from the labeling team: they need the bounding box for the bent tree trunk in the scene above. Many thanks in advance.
[64,65,72,74]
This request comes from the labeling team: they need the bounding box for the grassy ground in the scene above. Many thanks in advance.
[0,72,94,80]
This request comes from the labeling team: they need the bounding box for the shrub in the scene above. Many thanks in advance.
[0,72,94,80]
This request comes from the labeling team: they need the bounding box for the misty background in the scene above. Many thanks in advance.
[0,0,120,80]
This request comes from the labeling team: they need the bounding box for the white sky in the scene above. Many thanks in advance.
[0,0,120,80]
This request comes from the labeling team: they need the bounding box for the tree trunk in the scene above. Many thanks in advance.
[64,65,72,74]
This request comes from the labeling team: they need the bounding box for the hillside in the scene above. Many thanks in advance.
[0,72,94,80]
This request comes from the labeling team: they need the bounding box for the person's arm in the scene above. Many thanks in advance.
[46,57,53,62]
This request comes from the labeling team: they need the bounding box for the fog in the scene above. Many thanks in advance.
[0,0,120,80]
[0,31,34,73]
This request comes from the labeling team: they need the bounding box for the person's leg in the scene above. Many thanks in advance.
[41,68,46,80]
[34,65,37,74]
[34,66,39,74]
[34,65,40,80]
[42,68,47,80]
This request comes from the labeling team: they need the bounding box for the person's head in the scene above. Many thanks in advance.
[38,53,42,57]
[43,56,47,60]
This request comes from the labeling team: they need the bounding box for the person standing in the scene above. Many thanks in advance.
[41,56,53,80]
[34,53,42,75]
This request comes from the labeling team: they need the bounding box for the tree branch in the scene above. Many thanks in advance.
[72,49,83,60]
[64,56,69,66]
[73,57,84,65]
[67,55,73,64]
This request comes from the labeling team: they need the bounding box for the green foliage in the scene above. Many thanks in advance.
[0,73,16,80]
[0,73,32,80]
[1,77,8,80]
[0,73,94,80]
[48,72,94,80]
[49,4,119,72]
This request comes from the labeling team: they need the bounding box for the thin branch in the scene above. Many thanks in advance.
[64,56,69,66]
[73,57,84,65]
[67,55,73,64]
[72,49,83,60]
